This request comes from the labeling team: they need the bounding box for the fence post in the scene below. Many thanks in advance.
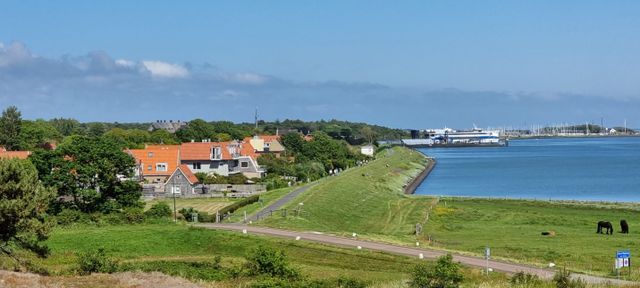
[243,211,247,224]
[216,210,220,223]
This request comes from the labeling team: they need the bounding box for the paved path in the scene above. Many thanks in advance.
[198,223,636,286]
[247,183,317,222]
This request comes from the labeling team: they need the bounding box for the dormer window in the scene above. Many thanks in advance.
[156,163,168,172]
[148,152,154,158]
[212,147,222,160]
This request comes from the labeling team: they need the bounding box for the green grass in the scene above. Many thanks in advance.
[254,146,640,281]
[425,197,640,279]
[259,146,434,243]
[145,197,236,214]
[31,223,422,284]
[227,186,297,222]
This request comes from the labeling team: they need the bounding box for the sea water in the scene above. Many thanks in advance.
[415,137,640,202]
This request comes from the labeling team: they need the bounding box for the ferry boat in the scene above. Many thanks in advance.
[402,127,508,148]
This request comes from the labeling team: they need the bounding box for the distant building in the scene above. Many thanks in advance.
[244,135,286,157]
[0,146,32,159]
[360,145,375,156]
[148,120,187,133]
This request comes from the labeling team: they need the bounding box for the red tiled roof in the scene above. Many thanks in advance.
[176,164,199,184]
[180,141,256,161]
[0,151,31,160]
[127,145,180,176]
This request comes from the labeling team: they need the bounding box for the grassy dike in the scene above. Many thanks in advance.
[257,146,640,280]
[259,146,434,243]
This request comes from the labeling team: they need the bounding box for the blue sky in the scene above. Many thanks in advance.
[1,1,639,129]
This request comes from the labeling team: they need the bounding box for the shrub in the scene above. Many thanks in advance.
[123,207,145,223]
[219,195,260,216]
[245,246,299,279]
[553,268,585,288]
[179,207,199,222]
[409,254,463,288]
[510,271,541,287]
[145,202,172,218]
[56,209,86,225]
[77,248,118,275]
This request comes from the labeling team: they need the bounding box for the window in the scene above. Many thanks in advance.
[148,152,154,158]
[156,163,168,172]
[147,165,152,171]
[212,147,221,160]
[192,162,201,169]
[241,162,248,168]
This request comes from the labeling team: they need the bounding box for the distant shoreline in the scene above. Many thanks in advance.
[508,134,639,140]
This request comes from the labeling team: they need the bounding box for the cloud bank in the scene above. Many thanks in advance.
[0,41,638,129]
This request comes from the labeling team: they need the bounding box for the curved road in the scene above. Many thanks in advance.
[198,223,636,286]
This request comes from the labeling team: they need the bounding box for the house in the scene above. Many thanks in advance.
[164,164,199,196]
[0,147,31,159]
[148,120,187,133]
[244,135,286,157]
[126,145,181,184]
[360,145,375,156]
[180,140,264,179]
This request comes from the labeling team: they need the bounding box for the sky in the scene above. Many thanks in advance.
[1,1,640,129]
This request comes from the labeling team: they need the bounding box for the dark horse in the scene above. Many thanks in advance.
[621,220,629,234]
[597,221,614,235]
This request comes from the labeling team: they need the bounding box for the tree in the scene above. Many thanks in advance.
[30,135,142,213]
[175,119,215,142]
[17,119,62,150]
[0,106,22,150]
[0,158,55,265]
[359,126,377,144]
[281,132,305,154]
[409,254,463,288]
[49,118,80,136]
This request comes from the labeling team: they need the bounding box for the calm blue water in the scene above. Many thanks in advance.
[415,137,640,202]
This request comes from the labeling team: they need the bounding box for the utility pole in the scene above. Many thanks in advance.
[173,186,177,223]
[254,107,258,130]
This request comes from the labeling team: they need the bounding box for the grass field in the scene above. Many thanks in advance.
[255,146,640,281]
[145,197,237,214]
[425,197,640,279]
[224,186,296,222]
[259,146,434,243]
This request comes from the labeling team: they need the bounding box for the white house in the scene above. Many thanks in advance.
[360,145,375,156]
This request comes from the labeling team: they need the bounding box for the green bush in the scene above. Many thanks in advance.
[56,209,87,225]
[77,248,118,275]
[145,202,172,218]
[219,195,260,216]
[123,207,145,223]
[179,207,199,222]
[409,254,463,288]
[510,271,541,287]
[553,268,585,288]
[245,246,299,279]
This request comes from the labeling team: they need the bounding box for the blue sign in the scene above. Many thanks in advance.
[617,250,631,259]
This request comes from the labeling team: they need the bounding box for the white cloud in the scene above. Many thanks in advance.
[222,72,267,85]
[142,60,189,78]
[0,42,33,67]
[115,59,136,68]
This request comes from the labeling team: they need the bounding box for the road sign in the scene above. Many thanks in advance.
[485,247,491,259]
[616,250,631,269]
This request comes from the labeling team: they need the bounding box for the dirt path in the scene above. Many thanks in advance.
[197,223,636,286]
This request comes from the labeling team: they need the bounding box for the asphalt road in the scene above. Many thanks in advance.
[197,223,636,286]
[247,183,317,222]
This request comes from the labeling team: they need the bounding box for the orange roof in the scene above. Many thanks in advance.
[175,164,199,184]
[180,141,257,161]
[0,151,31,160]
[127,145,180,176]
